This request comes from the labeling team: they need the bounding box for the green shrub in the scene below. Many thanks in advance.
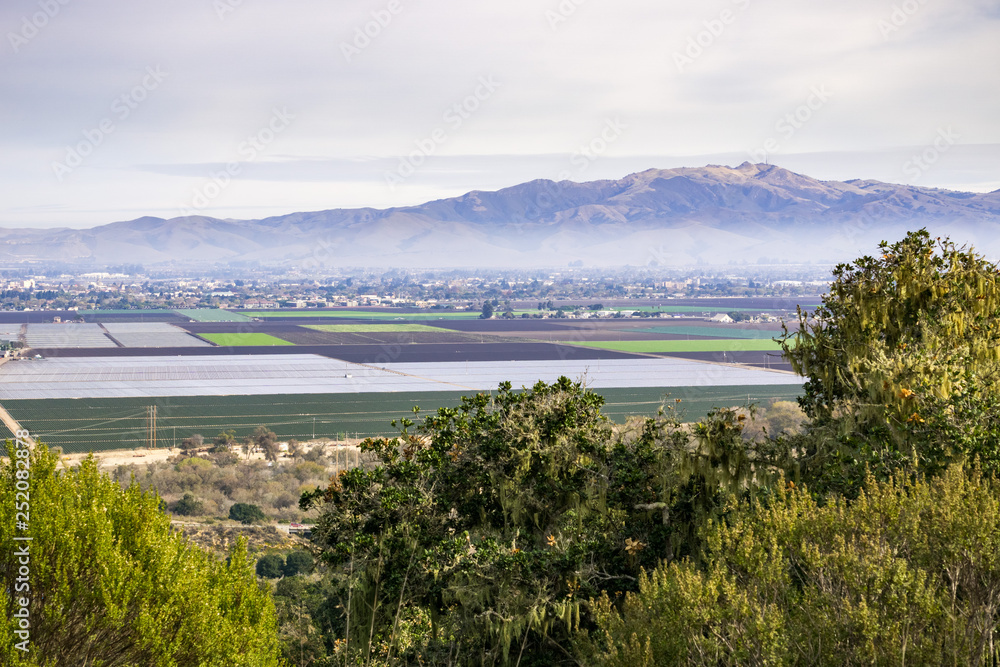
[781,230,1000,492]
[256,554,285,579]
[173,492,205,516]
[0,445,280,665]
[176,456,213,470]
[229,502,267,524]
[301,377,769,663]
[585,466,1000,666]
[282,550,312,577]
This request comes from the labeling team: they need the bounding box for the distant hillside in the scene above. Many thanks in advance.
[3,162,999,268]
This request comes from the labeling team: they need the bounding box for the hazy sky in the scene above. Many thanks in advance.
[2,0,998,228]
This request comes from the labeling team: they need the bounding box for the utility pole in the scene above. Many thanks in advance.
[146,405,157,449]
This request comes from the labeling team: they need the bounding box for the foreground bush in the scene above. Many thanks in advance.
[585,465,1000,666]
[0,444,281,666]
[301,377,781,665]
[782,230,1000,493]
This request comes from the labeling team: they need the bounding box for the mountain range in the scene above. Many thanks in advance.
[3,162,999,269]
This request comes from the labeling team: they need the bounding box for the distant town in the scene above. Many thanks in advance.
[0,263,832,313]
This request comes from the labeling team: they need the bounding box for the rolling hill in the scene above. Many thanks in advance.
[4,162,999,268]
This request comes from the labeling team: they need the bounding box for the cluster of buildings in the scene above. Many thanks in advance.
[0,265,831,313]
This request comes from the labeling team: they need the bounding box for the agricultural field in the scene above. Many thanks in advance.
[80,309,177,315]
[76,308,250,323]
[571,339,785,353]
[0,299,813,453]
[594,305,802,314]
[0,355,800,401]
[176,322,491,346]
[17,342,645,363]
[199,333,295,346]
[597,384,804,421]
[241,309,481,320]
[632,326,784,340]
[24,323,118,348]
[647,350,790,371]
[176,308,253,322]
[274,329,490,346]
[305,323,448,333]
[1,393,458,452]
[433,319,603,332]
[0,383,803,454]
[103,322,212,348]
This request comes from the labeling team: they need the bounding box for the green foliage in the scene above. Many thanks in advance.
[273,575,338,665]
[173,492,205,516]
[256,554,285,579]
[283,550,313,577]
[781,229,1000,492]
[302,378,780,665]
[585,465,1000,666]
[0,444,280,666]
[176,456,213,471]
[230,502,267,524]
[212,429,238,453]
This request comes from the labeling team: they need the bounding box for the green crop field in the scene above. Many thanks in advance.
[200,333,295,346]
[633,326,784,340]
[176,309,253,322]
[1,393,471,453]
[597,384,803,421]
[572,339,785,353]
[0,384,802,454]
[0,420,14,454]
[305,324,447,333]
[242,310,480,320]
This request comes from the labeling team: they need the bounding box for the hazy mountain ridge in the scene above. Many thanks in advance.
[4,163,999,268]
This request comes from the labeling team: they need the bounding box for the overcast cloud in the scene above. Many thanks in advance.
[1,0,998,228]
